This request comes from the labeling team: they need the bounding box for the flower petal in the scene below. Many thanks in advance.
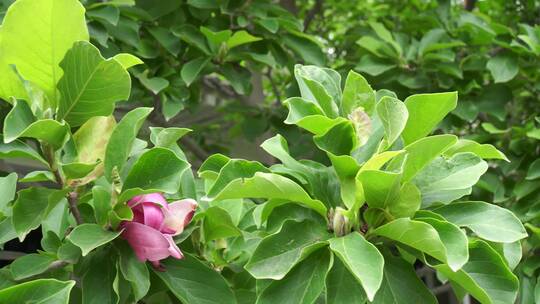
[140,202,164,230]
[122,222,171,262]
[162,199,198,235]
[128,193,167,208]
[164,234,183,259]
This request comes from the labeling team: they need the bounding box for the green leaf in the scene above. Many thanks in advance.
[0,172,17,216]
[104,107,153,181]
[117,243,149,301]
[57,41,131,127]
[414,153,488,206]
[20,171,55,183]
[12,187,56,241]
[82,250,117,304]
[121,147,189,199]
[444,139,509,161]
[341,70,375,116]
[67,224,121,256]
[10,253,56,280]
[325,257,367,304]
[401,92,457,145]
[245,220,330,280]
[206,172,327,217]
[372,254,437,304]
[153,254,236,304]
[357,170,400,209]
[355,55,396,76]
[0,138,48,165]
[0,279,75,303]
[181,57,210,86]
[256,249,331,304]
[373,218,464,271]
[283,33,326,66]
[61,162,99,180]
[487,53,519,83]
[227,30,261,49]
[207,159,269,197]
[328,232,384,301]
[135,71,169,94]
[434,240,519,304]
[376,96,408,148]
[112,53,143,69]
[0,0,88,106]
[294,65,340,117]
[314,120,357,156]
[391,134,458,182]
[202,206,242,241]
[283,97,345,135]
[4,99,69,149]
[433,201,527,243]
[415,217,469,271]
[389,182,421,218]
[527,159,540,180]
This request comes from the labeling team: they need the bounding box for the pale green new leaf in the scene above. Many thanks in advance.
[0,279,75,304]
[401,92,457,145]
[341,70,375,116]
[67,223,121,256]
[0,0,89,106]
[376,96,408,149]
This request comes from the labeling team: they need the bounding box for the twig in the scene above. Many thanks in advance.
[68,191,83,225]
[265,69,281,106]
[304,0,323,30]
[0,250,26,260]
[180,137,210,161]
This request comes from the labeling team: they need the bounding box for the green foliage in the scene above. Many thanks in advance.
[198,64,525,303]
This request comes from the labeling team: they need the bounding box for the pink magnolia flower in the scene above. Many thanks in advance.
[121,193,197,270]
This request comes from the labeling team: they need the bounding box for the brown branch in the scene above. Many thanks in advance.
[0,250,26,260]
[304,0,323,30]
[68,191,83,225]
[180,137,210,161]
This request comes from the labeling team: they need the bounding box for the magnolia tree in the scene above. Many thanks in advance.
[0,0,531,303]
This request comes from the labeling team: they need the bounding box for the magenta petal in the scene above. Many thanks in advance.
[164,235,183,259]
[128,193,167,208]
[161,199,197,235]
[139,202,165,230]
[122,222,172,262]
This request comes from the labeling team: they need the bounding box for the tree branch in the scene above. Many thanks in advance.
[304,0,323,30]
[0,250,26,260]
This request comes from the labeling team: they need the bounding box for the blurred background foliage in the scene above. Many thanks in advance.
[0,0,539,302]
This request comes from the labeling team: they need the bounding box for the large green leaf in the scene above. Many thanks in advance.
[57,41,130,127]
[202,206,242,241]
[12,187,56,241]
[328,232,384,301]
[486,53,518,83]
[341,70,375,116]
[153,254,236,304]
[376,96,408,148]
[256,249,331,304]
[357,169,400,209]
[3,99,69,149]
[373,218,465,271]
[443,139,508,161]
[72,116,116,163]
[0,172,17,216]
[372,254,437,304]
[120,147,189,200]
[104,107,152,181]
[434,240,519,304]
[0,0,88,106]
[401,92,457,145]
[67,223,121,256]
[325,257,367,304]
[117,243,150,302]
[10,253,56,280]
[0,138,48,165]
[0,279,75,304]
[245,220,330,280]
[414,153,488,206]
[294,65,340,116]
[81,250,117,304]
[206,172,327,217]
[433,201,527,243]
[390,134,457,182]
